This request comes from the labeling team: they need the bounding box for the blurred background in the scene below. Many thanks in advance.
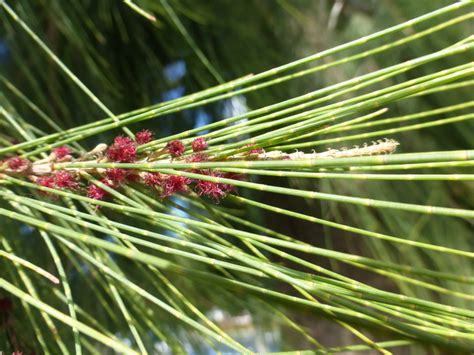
[1,0,473,353]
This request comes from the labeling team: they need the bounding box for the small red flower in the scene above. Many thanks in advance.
[35,176,57,197]
[191,137,208,152]
[106,136,137,162]
[52,146,71,159]
[143,172,162,186]
[161,175,190,197]
[135,130,154,145]
[87,182,108,200]
[106,168,128,186]
[194,171,240,202]
[7,157,29,171]
[114,136,134,146]
[195,180,227,202]
[53,171,79,189]
[166,140,185,157]
[36,176,56,188]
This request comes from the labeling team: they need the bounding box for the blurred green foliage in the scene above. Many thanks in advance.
[0,0,472,353]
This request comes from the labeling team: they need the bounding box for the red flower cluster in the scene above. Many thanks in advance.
[161,175,191,197]
[135,129,154,145]
[106,136,137,162]
[106,168,128,185]
[0,130,241,203]
[195,171,240,202]
[142,172,191,198]
[167,140,185,157]
[106,130,155,163]
[168,137,209,157]
[6,157,29,171]
[53,171,79,189]
[37,171,78,192]
[36,176,55,189]
[143,172,162,186]
[87,183,108,200]
[52,146,71,159]
[192,137,208,152]
[105,168,139,186]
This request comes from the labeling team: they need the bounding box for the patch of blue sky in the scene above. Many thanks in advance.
[102,235,119,260]
[70,262,89,280]
[163,60,186,83]
[160,197,190,239]
[20,224,34,236]
[161,85,186,102]
[104,235,117,244]
[154,340,172,354]
[194,109,212,134]
[221,95,250,141]
[169,196,190,220]
[0,40,10,64]
[115,333,133,348]
[80,262,90,274]
[222,95,248,120]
